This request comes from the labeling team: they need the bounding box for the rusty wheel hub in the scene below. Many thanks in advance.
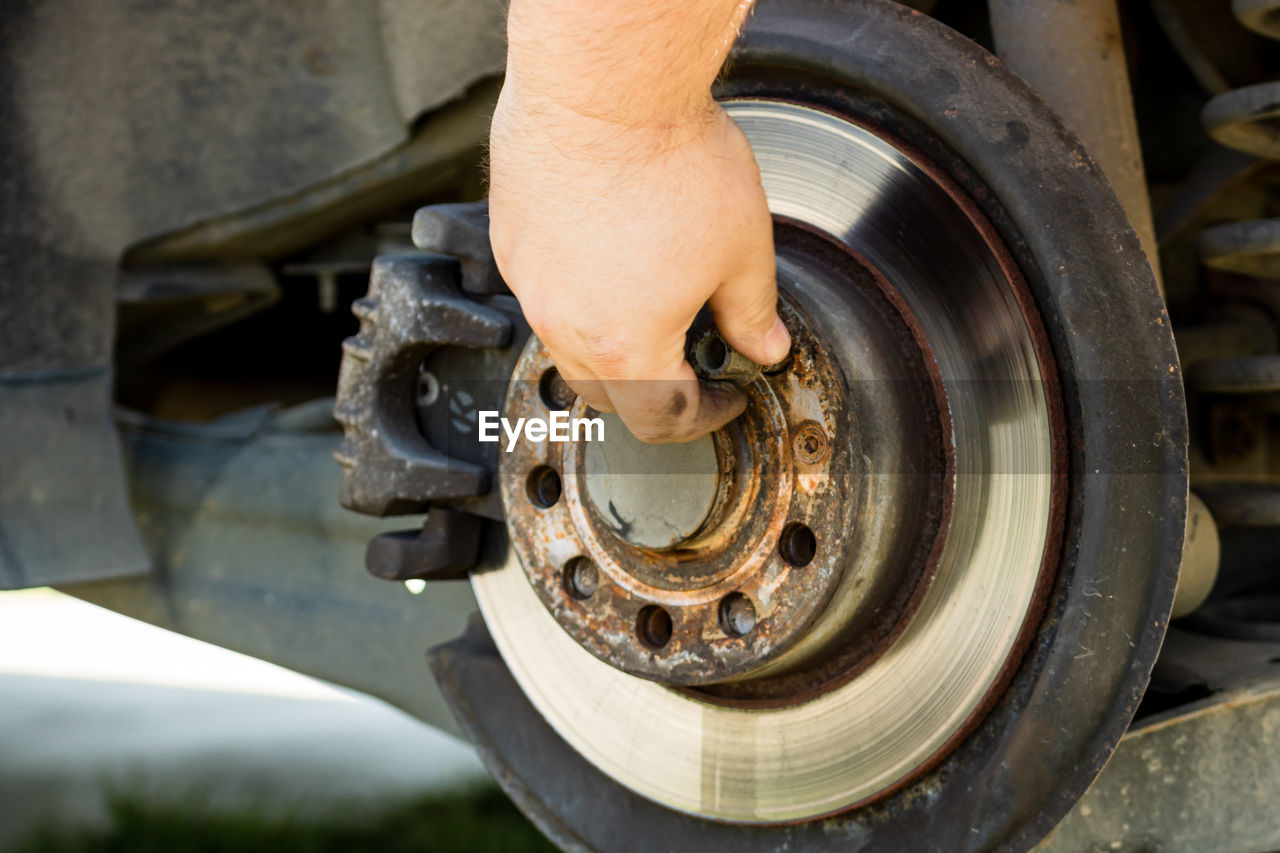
[500,237,950,693]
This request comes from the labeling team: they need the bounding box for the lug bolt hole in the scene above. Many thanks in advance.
[539,367,576,411]
[719,592,757,637]
[525,465,562,509]
[779,522,817,567]
[636,605,673,650]
[563,557,599,600]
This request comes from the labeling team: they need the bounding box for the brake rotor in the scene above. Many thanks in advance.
[475,99,1061,822]
[433,0,1186,848]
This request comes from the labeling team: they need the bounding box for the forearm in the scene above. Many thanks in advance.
[489,0,785,443]
[504,0,754,129]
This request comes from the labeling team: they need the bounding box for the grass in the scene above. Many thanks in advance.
[12,787,557,853]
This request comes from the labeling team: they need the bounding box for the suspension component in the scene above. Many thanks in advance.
[1199,3,1280,285]
[1184,2,1280,544]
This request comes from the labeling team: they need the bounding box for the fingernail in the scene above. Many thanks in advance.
[762,317,791,364]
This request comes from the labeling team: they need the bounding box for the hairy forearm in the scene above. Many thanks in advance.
[488,1,784,442]
[504,0,754,129]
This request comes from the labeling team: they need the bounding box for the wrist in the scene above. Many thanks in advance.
[500,59,719,133]
[492,79,721,164]
[503,0,748,132]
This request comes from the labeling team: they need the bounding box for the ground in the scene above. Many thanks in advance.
[0,590,546,852]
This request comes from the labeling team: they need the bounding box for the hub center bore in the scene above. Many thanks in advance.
[582,413,720,551]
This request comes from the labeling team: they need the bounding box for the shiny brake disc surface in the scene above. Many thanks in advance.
[471,100,1055,823]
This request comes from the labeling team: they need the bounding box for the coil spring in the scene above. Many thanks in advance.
[1187,0,1280,526]
[1195,0,1280,380]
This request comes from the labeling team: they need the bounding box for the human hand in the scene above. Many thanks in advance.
[488,88,789,443]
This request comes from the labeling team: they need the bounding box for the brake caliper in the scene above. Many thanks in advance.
[334,202,528,579]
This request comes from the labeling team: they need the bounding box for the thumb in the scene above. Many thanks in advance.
[708,269,791,367]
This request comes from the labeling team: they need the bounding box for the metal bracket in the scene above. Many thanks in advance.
[365,508,484,581]
[412,201,509,295]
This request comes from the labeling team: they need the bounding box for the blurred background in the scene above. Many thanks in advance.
[0,589,551,852]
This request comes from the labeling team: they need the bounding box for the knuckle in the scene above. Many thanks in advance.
[520,301,551,336]
[734,303,777,336]
[577,333,631,376]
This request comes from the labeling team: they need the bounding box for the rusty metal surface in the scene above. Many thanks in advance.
[696,224,956,705]
[498,244,948,689]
